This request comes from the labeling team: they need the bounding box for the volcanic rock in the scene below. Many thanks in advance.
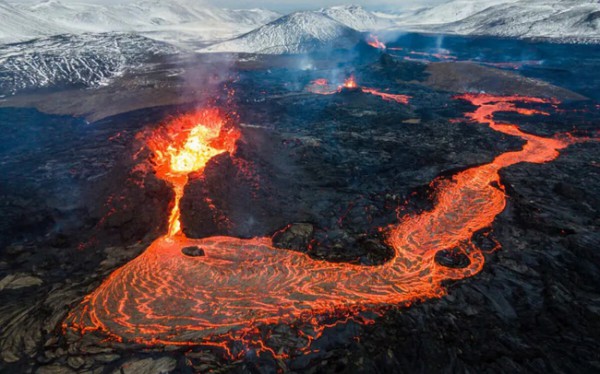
[425,62,587,101]
[36,364,75,374]
[553,182,586,202]
[357,236,395,265]
[182,246,205,257]
[272,223,314,252]
[115,357,177,374]
[66,356,85,369]
[434,248,471,268]
[0,274,43,290]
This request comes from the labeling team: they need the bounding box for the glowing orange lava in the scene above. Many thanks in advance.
[367,34,386,50]
[144,109,239,236]
[361,87,411,104]
[307,77,412,104]
[65,94,585,357]
[343,75,358,89]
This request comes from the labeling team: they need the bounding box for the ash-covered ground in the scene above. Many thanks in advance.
[0,34,599,373]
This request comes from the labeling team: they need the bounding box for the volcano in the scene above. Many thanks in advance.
[62,91,593,360]
[0,11,599,374]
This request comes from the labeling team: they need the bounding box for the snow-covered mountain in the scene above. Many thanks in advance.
[320,5,394,31]
[0,0,65,43]
[200,5,393,54]
[202,11,361,54]
[392,0,600,43]
[1,0,280,44]
[0,33,179,95]
[387,0,519,26]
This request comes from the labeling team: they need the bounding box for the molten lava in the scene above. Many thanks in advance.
[144,109,239,236]
[307,77,411,104]
[342,75,358,89]
[361,88,411,104]
[65,94,588,357]
[367,34,386,50]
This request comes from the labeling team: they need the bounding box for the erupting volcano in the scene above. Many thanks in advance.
[342,75,358,89]
[143,109,239,237]
[307,76,411,104]
[367,34,386,50]
[63,92,589,358]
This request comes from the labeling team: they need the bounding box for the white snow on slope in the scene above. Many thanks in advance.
[392,0,600,43]
[320,5,394,31]
[0,33,179,95]
[0,0,66,43]
[202,11,361,54]
[1,0,280,45]
[388,0,519,26]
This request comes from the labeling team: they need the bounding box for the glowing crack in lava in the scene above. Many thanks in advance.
[65,94,584,356]
[307,76,412,104]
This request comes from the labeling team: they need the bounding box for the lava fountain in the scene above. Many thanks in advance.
[342,75,358,89]
[65,94,584,357]
[367,34,386,50]
[144,109,239,237]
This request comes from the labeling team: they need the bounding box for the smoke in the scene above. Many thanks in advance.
[361,29,408,48]
[298,55,316,71]
[435,34,445,51]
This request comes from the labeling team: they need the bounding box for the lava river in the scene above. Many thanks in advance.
[65,93,583,354]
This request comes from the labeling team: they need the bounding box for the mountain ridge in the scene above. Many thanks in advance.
[201,11,361,54]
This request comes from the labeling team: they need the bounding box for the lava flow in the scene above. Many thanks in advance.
[307,76,412,104]
[65,94,583,357]
[367,34,386,50]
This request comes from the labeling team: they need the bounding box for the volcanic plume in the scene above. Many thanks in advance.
[64,93,587,358]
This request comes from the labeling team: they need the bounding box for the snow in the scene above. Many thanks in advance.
[0,0,65,43]
[389,0,600,43]
[0,33,179,94]
[0,0,597,75]
[200,11,360,54]
[320,5,394,31]
[1,0,280,45]
[389,0,520,26]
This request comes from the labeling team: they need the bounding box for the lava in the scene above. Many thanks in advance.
[307,77,411,104]
[367,34,386,50]
[342,75,358,89]
[361,87,411,104]
[392,50,458,63]
[143,109,239,236]
[65,93,585,358]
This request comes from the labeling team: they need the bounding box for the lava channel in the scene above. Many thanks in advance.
[65,94,585,356]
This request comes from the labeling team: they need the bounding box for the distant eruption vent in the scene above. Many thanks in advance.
[367,34,386,50]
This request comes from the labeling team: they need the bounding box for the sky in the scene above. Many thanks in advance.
[11,0,449,13]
